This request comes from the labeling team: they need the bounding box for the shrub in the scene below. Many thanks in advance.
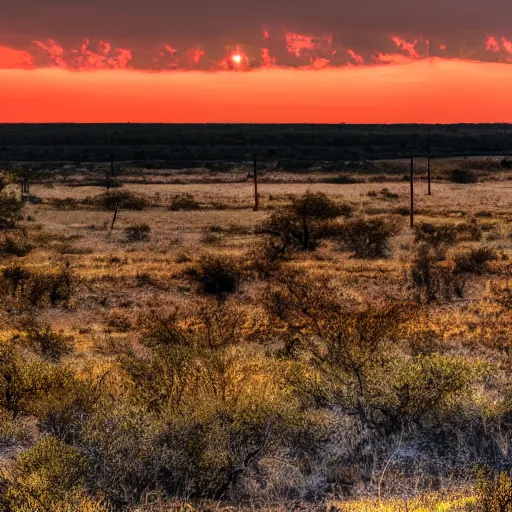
[2,262,31,298]
[201,232,222,245]
[453,247,498,274]
[488,280,512,309]
[379,188,399,199]
[20,319,74,362]
[0,230,32,257]
[186,255,242,297]
[89,190,148,211]
[371,354,473,430]
[50,197,79,210]
[3,264,76,307]
[449,169,478,184]
[410,244,466,303]
[2,437,92,512]
[323,174,363,184]
[0,343,71,418]
[0,191,22,228]
[265,269,411,426]
[414,222,458,260]
[471,469,512,512]
[338,217,401,258]
[125,223,151,242]
[259,191,352,253]
[501,158,512,169]
[168,193,201,211]
[106,311,133,332]
[456,219,483,242]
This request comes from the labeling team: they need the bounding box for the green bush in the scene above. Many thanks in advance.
[0,343,71,419]
[370,354,473,430]
[1,437,95,512]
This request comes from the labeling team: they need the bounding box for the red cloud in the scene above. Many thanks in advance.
[502,37,512,55]
[373,52,414,65]
[0,45,34,69]
[261,48,277,67]
[347,49,364,65]
[187,47,205,65]
[486,36,501,52]
[285,32,332,57]
[156,45,179,68]
[33,39,132,70]
[391,36,420,58]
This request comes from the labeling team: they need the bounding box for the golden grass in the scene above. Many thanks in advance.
[331,494,475,512]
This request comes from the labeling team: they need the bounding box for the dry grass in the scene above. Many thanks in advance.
[1,157,511,511]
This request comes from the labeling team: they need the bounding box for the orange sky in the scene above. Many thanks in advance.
[1,58,511,123]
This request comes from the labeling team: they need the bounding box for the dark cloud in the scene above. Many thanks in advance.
[0,0,510,67]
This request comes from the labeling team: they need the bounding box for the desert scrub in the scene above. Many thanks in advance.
[49,197,80,210]
[18,318,74,362]
[1,263,76,307]
[453,247,499,274]
[125,223,151,242]
[0,191,22,229]
[449,169,478,184]
[338,217,401,258]
[86,190,149,211]
[0,230,32,257]
[258,191,352,255]
[0,437,105,512]
[410,244,466,303]
[185,255,243,297]
[168,193,201,211]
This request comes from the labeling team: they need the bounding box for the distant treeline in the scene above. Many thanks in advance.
[0,123,511,163]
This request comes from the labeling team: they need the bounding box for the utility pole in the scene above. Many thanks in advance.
[410,155,415,229]
[427,134,432,196]
[253,153,259,212]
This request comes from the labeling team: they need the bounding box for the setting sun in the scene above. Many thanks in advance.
[232,53,242,64]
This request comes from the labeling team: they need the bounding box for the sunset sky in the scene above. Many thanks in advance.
[1,0,511,123]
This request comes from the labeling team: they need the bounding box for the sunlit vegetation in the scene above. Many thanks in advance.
[0,155,511,511]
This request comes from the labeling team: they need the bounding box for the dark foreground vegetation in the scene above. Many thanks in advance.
[0,158,511,511]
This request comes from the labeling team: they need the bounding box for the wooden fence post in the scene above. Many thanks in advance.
[111,200,119,230]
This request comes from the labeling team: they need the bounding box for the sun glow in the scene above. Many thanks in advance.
[232,53,242,64]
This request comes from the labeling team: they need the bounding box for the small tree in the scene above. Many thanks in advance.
[259,191,351,253]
